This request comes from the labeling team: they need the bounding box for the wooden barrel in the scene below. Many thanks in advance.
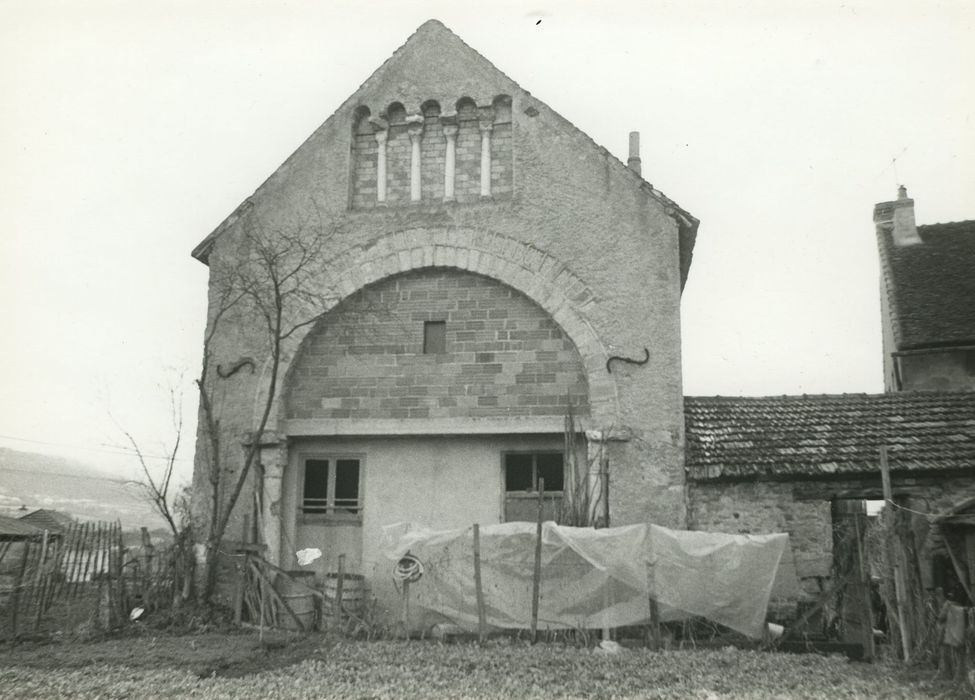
[277,570,317,630]
[322,572,365,617]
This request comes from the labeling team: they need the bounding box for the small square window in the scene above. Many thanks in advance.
[423,320,446,354]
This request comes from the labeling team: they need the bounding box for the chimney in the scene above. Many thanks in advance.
[627,131,642,176]
[873,185,921,246]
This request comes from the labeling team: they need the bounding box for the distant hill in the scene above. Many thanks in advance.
[0,447,167,530]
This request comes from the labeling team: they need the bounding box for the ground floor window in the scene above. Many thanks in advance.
[504,452,564,493]
[503,452,564,522]
[302,457,362,517]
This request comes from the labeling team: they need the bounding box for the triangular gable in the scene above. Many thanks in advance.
[192,20,697,284]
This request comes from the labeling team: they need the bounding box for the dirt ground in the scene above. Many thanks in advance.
[0,631,967,699]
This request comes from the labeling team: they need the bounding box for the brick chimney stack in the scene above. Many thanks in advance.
[873,185,921,246]
[627,131,642,176]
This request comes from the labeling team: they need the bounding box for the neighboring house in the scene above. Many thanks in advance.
[874,186,975,391]
[0,515,44,543]
[683,190,975,601]
[18,509,74,536]
[0,515,44,603]
[191,20,698,606]
[684,392,975,597]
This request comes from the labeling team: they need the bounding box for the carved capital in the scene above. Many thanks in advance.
[443,123,459,140]
[478,119,494,134]
[374,129,388,145]
[407,123,424,143]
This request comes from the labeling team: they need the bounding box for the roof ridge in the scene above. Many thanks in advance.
[684,391,975,402]
[918,219,975,229]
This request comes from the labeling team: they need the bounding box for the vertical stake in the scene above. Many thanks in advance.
[9,540,32,638]
[401,580,411,639]
[881,445,911,661]
[234,552,246,626]
[473,523,486,643]
[335,554,346,629]
[530,478,545,644]
[32,530,50,631]
[852,512,876,661]
[649,597,662,650]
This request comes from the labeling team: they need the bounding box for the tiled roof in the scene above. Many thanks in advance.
[0,515,44,540]
[685,392,975,480]
[19,509,74,533]
[878,220,975,349]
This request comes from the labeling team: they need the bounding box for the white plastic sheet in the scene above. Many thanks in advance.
[382,521,789,638]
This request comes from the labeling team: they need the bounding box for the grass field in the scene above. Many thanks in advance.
[0,631,965,699]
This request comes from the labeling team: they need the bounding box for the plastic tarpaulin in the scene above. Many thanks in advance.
[381,521,789,638]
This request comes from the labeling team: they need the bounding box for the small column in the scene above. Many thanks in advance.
[373,128,388,204]
[478,119,493,198]
[443,122,458,201]
[407,117,424,203]
[255,437,288,568]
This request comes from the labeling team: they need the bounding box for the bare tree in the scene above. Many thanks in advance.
[195,213,332,604]
[118,383,184,537]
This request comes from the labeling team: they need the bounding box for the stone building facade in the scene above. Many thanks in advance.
[875,187,975,392]
[191,20,698,607]
[191,20,975,618]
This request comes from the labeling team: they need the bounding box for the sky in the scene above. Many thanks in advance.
[1,0,973,487]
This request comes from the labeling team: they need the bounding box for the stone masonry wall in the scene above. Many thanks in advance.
[351,95,513,208]
[285,268,590,421]
[688,481,832,595]
[689,474,975,597]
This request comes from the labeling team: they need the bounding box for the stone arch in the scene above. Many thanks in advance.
[251,227,619,430]
[284,269,591,422]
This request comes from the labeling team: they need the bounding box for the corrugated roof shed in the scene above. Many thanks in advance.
[685,392,975,480]
[878,219,975,350]
[0,515,44,540]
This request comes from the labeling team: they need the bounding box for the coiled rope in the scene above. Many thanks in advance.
[393,553,424,584]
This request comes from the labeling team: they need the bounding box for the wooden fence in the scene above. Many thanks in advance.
[0,521,128,638]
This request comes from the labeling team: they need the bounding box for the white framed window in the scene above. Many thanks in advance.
[301,456,363,519]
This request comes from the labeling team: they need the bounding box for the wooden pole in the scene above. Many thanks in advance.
[334,554,346,628]
[258,569,266,644]
[9,540,32,638]
[401,580,410,639]
[473,523,487,643]
[649,597,662,650]
[71,522,91,598]
[530,478,545,644]
[880,446,911,661]
[31,530,50,631]
[852,513,876,661]
[234,553,247,626]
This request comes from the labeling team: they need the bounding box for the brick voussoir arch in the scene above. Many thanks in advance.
[255,226,619,430]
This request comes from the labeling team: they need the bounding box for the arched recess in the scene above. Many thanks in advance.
[247,226,619,432]
[284,268,591,424]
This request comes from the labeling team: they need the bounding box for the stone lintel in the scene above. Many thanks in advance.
[283,416,594,437]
